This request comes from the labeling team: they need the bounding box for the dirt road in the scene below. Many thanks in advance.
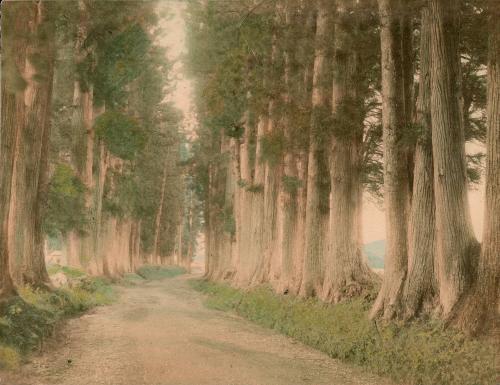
[3,275,393,385]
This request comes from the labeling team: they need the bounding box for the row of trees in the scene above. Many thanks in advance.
[188,0,498,335]
[0,0,196,298]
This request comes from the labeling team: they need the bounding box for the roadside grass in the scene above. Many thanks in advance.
[136,265,186,281]
[190,279,497,385]
[122,272,146,286]
[46,264,86,279]
[0,276,115,370]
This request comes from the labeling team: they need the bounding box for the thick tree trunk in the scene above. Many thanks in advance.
[370,0,410,319]
[428,0,479,316]
[153,163,168,264]
[448,3,499,335]
[262,12,284,287]
[236,113,267,286]
[277,2,297,294]
[0,1,32,298]
[401,7,438,319]
[20,0,54,288]
[289,7,316,295]
[1,0,32,296]
[277,4,302,293]
[218,136,237,280]
[262,104,281,286]
[71,0,95,268]
[205,159,222,279]
[94,137,108,272]
[229,137,241,277]
[235,107,255,285]
[300,0,330,298]
[0,90,19,298]
[291,151,308,294]
[322,0,376,303]
[253,24,282,286]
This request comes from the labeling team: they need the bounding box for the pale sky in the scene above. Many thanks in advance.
[159,1,486,245]
[158,1,196,137]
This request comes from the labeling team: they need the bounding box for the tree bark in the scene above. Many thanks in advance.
[277,2,297,293]
[322,0,376,303]
[153,162,168,264]
[401,6,438,319]
[428,0,479,316]
[237,112,267,285]
[290,6,316,295]
[0,1,31,299]
[20,0,55,288]
[71,0,95,268]
[448,2,499,335]
[300,0,330,298]
[235,105,253,284]
[370,0,410,319]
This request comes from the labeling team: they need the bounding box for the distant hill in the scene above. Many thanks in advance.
[364,240,385,269]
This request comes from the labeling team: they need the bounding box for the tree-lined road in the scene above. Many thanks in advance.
[4,276,392,385]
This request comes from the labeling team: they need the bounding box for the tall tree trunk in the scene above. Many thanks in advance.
[219,136,237,280]
[229,137,241,277]
[94,137,108,272]
[322,0,376,303]
[277,2,297,293]
[0,1,31,299]
[292,151,308,294]
[20,0,55,287]
[262,10,284,286]
[300,0,330,298]
[237,112,266,285]
[428,0,479,316]
[0,88,19,298]
[153,162,168,264]
[290,6,315,295]
[370,0,410,319]
[235,105,255,285]
[448,2,499,335]
[205,161,219,279]
[401,7,437,319]
[72,0,95,268]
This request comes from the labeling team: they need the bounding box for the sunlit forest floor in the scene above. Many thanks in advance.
[2,275,392,385]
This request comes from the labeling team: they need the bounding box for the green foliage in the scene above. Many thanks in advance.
[136,265,186,281]
[281,175,303,195]
[331,97,364,140]
[94,110,146,160]
[44,164,87,236]
[0,345,21,370]
[466,152,485,186]
[0,297,55,354]
[245,183,264,193]
[47,264,86,278]
[225,123,245,139]
[222,206,236,236]
[260,131,285,166]
[191,280,497,385]
[93,24,152,106]
[0,278,115,369]
[311,106,333,143]
[237,179,249,188]
[122,273,145,286]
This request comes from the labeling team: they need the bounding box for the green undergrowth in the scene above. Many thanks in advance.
[0,276,115,370]
[190,279,497,385]
[122,272,146,286]
[46,264,86,278]
[136,265,186,281]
